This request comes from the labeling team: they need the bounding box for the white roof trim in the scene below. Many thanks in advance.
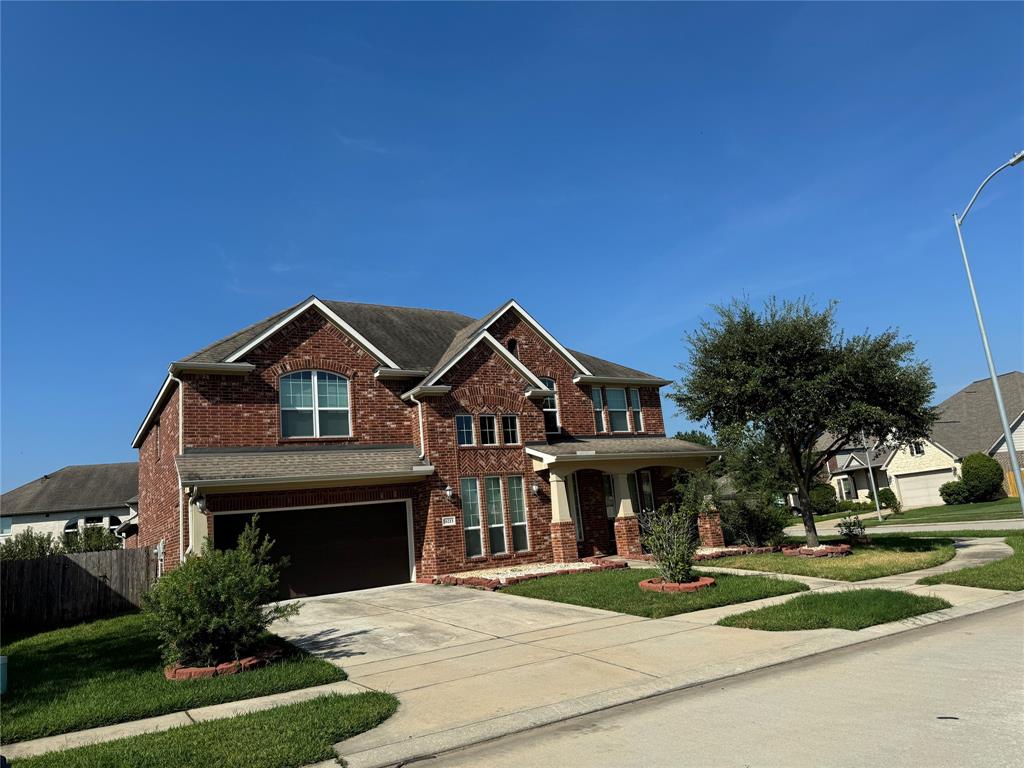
[224,297,400,369]
[525,445,719,465]
[131,374,176,449]
[420,331,548,390]
[484,300,592,376]
[987,409,1024,454]
[181,466,435,490]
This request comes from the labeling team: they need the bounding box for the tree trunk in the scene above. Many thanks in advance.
[797,486,820,548]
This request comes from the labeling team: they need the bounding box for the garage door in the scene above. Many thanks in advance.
[896,471,952,509]
[213,502,411,598]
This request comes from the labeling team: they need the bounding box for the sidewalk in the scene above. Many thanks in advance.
[784,516,1023,536]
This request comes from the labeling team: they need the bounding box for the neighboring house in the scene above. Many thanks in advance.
[1,463,139,542]
[132,296,718,597]
[824,372,1024,509]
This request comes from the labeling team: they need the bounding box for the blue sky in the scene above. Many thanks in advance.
[2,2,1022,490]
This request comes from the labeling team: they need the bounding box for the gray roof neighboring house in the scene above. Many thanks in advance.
[2,463,139,517]
[930,372,1024,458]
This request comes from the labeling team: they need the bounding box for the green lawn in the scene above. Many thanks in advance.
[918,534,1024,591]
[718,589,951,631]
[862,498,1021,528]
[813,508,890,523]
[708,537,955,581]
[501,567,808,619]
[15,691,398,768]
[864,529,1021,540]
[0,613,345,744]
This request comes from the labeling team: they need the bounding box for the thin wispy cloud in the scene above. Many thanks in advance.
[333,131,393,156]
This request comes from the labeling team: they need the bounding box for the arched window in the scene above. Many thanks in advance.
[280,371,351,438]
[63,519,80,535]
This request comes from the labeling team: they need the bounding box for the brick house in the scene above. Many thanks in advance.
[132,297,719,596]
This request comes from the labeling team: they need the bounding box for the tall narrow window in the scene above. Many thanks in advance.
[461,478,482,557]
[603,474,616,518]
[606,388,629,432]
[484,476,506,555]
[909,442,925,457]
[280,370,350,438]
[456,414,475,446]
[567,473,584,541]
[591,388,605,432]
[0,517,12,536]
[628,470,655,514]
[629,388,644,432]
[507,476,529,551]
[479,415,498,445]
[501,414,520,445]
[540,377,560,435]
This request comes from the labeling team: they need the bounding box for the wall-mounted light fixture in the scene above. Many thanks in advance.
[444,485,454,500]
[531,482,540,497]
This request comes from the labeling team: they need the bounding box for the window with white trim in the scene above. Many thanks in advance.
[484,476,506,555]
[567,473,584,541]
[629,388,644,432]
[501,414,520,445]
[540,377,560,435]
[838,476,856,500]
[628,470,655,514]
[479,415,498,446]
[456,414,475,446]
[0,517,12,536]
[603,474,616,518]
[909,442,925,457]
[280,370,350,438]
[606,387,629,432]
[591,388,605,432]
[507,476,529,551]
[461,477,482,558]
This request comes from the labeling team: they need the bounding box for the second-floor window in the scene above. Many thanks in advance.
[502,414,520,444]
[540,377,560,435]
[592,388,605,432]
[480,415,498,445]
[606,388,629,432]
[909,442,925,457]
[280,370,350,438]
[629,388,644,432]
[456,414,475,446]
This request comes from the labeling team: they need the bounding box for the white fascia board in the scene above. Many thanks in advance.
[525,446,720,466]
[169,362,255,375]
[182,466,435,490]
[420,331,548,390]
[131,374,176,449]
[486,300,592,376]
[224,297,400,369]
[375,367,430,380]
[401,385,452,401]
[573,375,672,387]
[986,410,1024,454]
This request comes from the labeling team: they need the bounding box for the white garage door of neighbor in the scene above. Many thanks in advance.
[897,471,952,509]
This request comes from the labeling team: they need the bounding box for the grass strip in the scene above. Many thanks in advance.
[15,691,398,768]
[718,589,951,631]
[918,534,1024,591]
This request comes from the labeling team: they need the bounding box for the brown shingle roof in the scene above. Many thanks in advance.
[930,372,1024,458]
[2,463,139,517]
[528,435,718,458]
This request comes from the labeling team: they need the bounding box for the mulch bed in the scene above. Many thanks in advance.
[423,557,628,591]
[781,544,852,558]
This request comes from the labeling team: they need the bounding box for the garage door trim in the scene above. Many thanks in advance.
[211,497,416,582]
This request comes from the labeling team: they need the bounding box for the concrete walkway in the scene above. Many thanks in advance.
[4,538,1016,764]
[785,517,1023,536]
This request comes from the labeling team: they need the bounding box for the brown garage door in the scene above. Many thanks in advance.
[213,502,411,598]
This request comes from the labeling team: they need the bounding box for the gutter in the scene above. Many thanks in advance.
[180,465,436,491]
[401,385,452,401]
[168,361,255,376]
[375,367,430,380]
[572,375,673,387]
[525,447,721,464]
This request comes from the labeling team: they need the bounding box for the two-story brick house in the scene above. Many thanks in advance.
[132,296,718,596]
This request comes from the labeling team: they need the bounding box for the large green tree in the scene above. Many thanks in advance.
[673,298,936,546]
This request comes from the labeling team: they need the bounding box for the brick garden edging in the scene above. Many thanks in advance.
[421,557,628,591]
[638,576,716,593]
[163,648,283,681]
[782,543,852,558]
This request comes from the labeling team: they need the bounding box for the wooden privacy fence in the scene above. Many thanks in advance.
[1,548,158,632]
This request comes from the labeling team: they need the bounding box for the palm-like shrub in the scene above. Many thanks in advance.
[142,516,299,666]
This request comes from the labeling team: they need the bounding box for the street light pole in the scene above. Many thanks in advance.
[952,150,1024,519]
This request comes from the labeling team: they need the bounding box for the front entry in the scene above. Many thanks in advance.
[213,502,411,598]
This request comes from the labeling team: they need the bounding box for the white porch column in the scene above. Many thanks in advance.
[188,498,209,554]
[549,470,574,523]
[613,473,635,519]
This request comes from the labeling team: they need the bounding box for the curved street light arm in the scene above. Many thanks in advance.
[956,156,1016,225]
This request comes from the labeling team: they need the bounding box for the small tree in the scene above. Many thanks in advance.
[0,528,63,561]
[720,490,790,547]
[640,471,716,583]
[64,526,122,554]
[142,516,299,666]
[960,453,1004,502]
[675,298,935,547]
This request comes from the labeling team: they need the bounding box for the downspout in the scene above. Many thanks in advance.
[409,394,426,459]
[168,372,187,563]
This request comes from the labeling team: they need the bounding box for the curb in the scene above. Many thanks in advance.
[335,590,1024,768]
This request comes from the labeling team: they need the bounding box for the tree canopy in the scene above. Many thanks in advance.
[673,297,935,546]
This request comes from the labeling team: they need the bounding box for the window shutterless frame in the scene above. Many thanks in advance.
[629,388,643,432]
[484,476,507,555]
[479,415,498,446]
[501,414,520,445]
[591,387,605,432]
[507,475,530,552]
[280,370,351,438]
[461,477,483,558]
[606,387,629,433]
[456,414,476,446]
[539,377,560,434]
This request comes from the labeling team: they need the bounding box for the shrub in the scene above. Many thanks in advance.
[64,526,122,553]
[142,516,299,666]
[836,515,866,542]
[876,487,901,514]
[808,483,838,516]
[940,480,970,505]
[961,453,1004,502]
[0,528,63,561]
[720,493,790,547]
[640,502,699,584]
[838,500,874,512]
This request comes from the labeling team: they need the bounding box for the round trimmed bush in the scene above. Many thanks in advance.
[809,483,838,516]
[960,452,1004,502]
[876,487,900,514]
[939,480,970,505]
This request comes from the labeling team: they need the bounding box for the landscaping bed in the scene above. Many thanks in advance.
[707,536,955,581]
[717,589,952,631]
[0,612,345,744]
[501,567,808,619]
[426,557,624,590]
[13,691,398,768]
[918,534,1024,591]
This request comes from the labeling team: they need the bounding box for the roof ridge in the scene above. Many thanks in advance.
[322,298,475,321]
[179,299,306,363]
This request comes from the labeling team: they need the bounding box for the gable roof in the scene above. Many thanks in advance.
[930,372,1024,458]
[2,463,138,517]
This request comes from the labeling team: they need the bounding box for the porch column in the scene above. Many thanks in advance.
[548,470,578,563]
[612,474,643,558]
